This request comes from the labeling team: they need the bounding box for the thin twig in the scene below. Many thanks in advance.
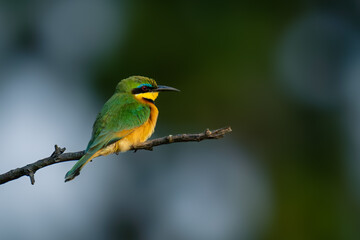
[0,127,232,185]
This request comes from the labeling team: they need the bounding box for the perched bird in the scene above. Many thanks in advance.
[65,76,179,182]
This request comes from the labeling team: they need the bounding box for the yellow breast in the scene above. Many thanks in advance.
[96,95,159,157]
[99,102,157,155]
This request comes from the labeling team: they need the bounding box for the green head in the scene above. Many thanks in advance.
[116,76,179,103]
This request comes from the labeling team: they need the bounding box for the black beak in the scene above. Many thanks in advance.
[155,85,180,92]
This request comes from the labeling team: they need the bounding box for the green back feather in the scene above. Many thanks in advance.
[86,93,150,152]
[65,76,155,182]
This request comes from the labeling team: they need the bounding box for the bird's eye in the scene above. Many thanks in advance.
[141,86,148,92]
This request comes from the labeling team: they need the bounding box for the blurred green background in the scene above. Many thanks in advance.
[0,0,359,240]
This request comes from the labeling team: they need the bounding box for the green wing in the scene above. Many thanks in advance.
[86,93,150,152]
[65,93,150,182]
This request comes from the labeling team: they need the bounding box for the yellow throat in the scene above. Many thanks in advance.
[134,92,159,103]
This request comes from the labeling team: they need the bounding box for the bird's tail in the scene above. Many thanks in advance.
[64,152,96,182]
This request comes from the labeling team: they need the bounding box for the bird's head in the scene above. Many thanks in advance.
[116,76,179,103]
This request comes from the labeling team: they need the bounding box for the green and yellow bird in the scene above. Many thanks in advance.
[65,76,179,182]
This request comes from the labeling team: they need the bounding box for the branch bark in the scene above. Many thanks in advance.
[0,127,232,185]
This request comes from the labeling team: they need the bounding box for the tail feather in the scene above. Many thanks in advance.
[64,153,96,182]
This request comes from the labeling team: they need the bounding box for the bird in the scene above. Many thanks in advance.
[65,76,179,182]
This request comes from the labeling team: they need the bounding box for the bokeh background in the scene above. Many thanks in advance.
[0,0,359,239]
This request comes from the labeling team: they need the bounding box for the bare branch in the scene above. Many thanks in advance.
[0,127,232,185]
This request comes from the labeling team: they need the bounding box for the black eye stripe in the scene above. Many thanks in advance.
[131,88,142,94]
[131,86,156,94]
